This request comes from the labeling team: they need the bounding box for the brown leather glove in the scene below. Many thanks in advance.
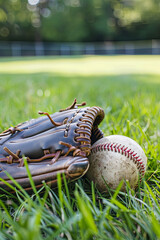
[0,99,104,192]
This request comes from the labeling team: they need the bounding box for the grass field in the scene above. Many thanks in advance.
[0,55,160,240]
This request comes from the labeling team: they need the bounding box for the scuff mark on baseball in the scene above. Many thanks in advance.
[86,135,147,192]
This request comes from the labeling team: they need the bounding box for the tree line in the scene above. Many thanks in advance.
[0,0,160,42]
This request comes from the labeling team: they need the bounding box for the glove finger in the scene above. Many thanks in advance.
[0,156,89,192]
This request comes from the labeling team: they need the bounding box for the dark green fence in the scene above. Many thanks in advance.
[0,40,160,57]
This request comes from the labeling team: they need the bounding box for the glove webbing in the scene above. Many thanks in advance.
[0,100,104,167]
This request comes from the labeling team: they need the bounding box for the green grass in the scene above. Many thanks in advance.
[0,55,160,240]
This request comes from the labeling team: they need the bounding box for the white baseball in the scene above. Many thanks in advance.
[86,135,147,192]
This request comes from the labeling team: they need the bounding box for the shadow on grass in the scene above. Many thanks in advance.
[0,72,159,125]
[0,72,159,97]
[0,55,86,62]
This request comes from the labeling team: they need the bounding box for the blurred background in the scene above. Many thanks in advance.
[0,0,160,56]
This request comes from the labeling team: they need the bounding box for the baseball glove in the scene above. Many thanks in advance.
[0,99,104,192]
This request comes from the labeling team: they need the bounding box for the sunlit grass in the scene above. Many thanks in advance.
[0,55,159,239]
[0,55,160,77]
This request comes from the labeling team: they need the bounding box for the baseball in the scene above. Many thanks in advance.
[86,135,147,192]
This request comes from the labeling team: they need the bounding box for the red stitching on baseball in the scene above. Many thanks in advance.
[91,142,145,181]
